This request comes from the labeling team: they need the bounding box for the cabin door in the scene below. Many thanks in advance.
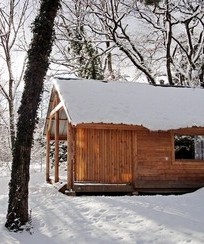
[76,128,137,184]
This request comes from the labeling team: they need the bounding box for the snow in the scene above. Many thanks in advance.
[1,169,204,243]
[54,78,204,131]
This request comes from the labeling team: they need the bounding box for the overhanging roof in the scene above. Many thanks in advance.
[46,77,204,133]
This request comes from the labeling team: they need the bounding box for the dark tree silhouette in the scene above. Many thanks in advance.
[5,0,61,231]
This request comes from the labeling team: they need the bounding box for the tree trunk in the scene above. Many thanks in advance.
[8,98,15,150]
[5,0,61,231]
[165,0,174,86]
[199,63,204,87]
[106,41,113,74]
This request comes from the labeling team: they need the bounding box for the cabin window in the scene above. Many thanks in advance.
[174,135,204,160]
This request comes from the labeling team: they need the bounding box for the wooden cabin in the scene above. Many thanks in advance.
[44,78,204,194]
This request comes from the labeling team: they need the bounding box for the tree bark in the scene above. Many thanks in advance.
[8,98,15,150]
[5,0,61,231]
[165,0,174,86]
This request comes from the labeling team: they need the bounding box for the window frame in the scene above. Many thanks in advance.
[173,131,204,163]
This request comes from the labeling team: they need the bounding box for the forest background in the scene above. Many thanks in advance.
[0,0,203,167]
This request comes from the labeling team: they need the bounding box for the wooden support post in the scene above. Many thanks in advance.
[67,122,75,190]
[132,131,138,189]
[46,129,51,183]
[54,109,59,183]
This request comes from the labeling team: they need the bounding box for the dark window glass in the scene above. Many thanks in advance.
[175,135,204,160]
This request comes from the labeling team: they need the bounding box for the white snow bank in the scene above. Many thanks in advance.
[1,172,204,243]
[54,78,204,131]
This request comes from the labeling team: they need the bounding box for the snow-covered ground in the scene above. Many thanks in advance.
[1,167,204,244]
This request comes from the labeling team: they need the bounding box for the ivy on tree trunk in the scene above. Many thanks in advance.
[5,0,61,231]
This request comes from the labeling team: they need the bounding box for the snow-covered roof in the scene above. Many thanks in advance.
[53,78,204,131]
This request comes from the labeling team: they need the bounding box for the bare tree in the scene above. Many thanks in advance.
[87,0,156,84]
[78,0,203,86]
[0,97,12,162]
[130,0,204,86]
[172,1,204,86]
[0,0,32,150]
[52,0,104,79]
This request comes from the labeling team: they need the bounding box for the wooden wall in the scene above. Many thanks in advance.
[70,124,204,192]
[75,127,137,184]
[136,128,204,190]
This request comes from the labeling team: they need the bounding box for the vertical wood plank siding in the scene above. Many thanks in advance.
[75,128,137,184]
[74,126,204,189]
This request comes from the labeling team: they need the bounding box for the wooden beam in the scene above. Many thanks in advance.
[46,129,51,183]
[132,131,138,188]
[67,122,72,189]
[47,117,53,135]
[47,101,63,133]
[67,122,75,190]
[47,93,62,132]
[50,101,63,117]
[76,123,149,131]
[73,184,134,193]
[54,109,59,183]
[49,135,67,141]
[171,127,204,135]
